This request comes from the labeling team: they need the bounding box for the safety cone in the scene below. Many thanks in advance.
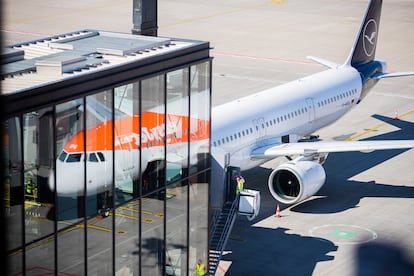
[394,110,399,120]
[275,204,282,218]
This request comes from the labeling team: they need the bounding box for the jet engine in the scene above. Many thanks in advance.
[268,160,326,205]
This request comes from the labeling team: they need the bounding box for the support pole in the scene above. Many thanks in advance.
[132,0,158,36]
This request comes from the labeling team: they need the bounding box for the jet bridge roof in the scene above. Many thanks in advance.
[1,30,211,116]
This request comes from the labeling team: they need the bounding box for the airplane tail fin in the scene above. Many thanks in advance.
[310,0,414,79]
[344,0,382,68]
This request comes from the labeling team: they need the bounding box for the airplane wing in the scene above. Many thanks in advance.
[250,140,414,159]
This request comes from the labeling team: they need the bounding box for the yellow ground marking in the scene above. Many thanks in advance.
[271,0,286,4]
[119,205,152,215]
[345,109,414,141]
[24,201,41,209]
[115,212,154,223]
[116,213,138,221]
[155,213,164,218]
[82,224,112,233]
[125,198,149,208]
[58,218,113,233]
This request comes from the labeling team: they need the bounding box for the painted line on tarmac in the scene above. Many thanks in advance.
[309,224,378,245]
[1,29,53,37]
[212,50,315,65]
[119,205,153,215]
[345,108,414,141]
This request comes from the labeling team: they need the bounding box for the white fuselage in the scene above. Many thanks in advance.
[52,66,364,196]
[211,66,363,170]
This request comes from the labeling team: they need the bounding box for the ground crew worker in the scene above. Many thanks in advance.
[25,178,34,195]
[236,175,245,195]
[195,259,206,276]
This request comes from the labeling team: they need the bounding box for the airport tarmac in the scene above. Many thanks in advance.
[3,0,414,275]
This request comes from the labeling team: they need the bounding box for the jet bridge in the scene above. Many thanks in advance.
[209,164,261,275]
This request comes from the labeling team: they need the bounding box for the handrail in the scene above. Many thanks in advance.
[209,197,239,275]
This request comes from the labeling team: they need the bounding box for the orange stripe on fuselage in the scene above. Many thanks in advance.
[63,112,209,153]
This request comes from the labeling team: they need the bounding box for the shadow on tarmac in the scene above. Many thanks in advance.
[355,242,414,276]
[222,227,337,275]
[292,114,414,214]
[223,114,414,275]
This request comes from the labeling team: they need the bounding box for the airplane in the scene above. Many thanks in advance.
[50,0,414,206]
[49,110,210,196]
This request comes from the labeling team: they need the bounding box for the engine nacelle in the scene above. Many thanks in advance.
[268,161,326,205]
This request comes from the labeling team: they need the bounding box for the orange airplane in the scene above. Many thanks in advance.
[49,110,209,196]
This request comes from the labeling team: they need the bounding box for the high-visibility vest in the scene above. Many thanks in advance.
[26,180,33,194]
[196,263,205,276]
[236,179,244,194]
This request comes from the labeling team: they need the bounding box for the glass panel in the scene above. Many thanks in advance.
[25,239,55,275]
[4,116,24,274]
[190,62,211,174]
[166,181,188,275]
[114,199,139,275]
[114,83,140,275]
[85,91,113,274]
[23,108,56,273]
[141,75,166,195]
[187,62,211,275]
[188,171,209,275]
[141,196,165,276]
[55,99,85,275]
[165,68,190,275]
[166,68,189,185]
[141,75,166,275]
[114,83,140,203]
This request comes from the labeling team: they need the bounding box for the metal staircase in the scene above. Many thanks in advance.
[208,198,239,275]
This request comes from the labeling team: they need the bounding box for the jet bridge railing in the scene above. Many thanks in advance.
[208,197,239,276]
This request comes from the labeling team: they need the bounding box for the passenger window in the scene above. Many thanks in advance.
[97,152,105,162]
[58,151,68,162]
[89,153,99,162]
[66,153,82,163]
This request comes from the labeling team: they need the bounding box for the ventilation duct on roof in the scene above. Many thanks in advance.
[35,55,87,76]
[1,48,25,64]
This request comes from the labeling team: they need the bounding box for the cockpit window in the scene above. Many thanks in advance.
[58,151,68,162]
[97,152,105,162]
[89,153,99,162]
[66,153,82,163]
